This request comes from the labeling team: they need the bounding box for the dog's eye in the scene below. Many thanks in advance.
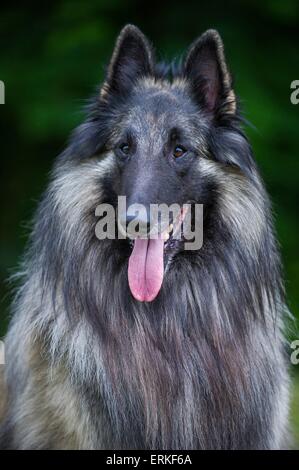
[119,143,130,155]
[173,146,186,158]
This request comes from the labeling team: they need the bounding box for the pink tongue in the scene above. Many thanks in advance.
[128,238,164,302]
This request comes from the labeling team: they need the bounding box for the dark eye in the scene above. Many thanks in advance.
[173,145,186,158]
[119,143,130,155]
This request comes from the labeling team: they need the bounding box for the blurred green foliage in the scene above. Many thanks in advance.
[0,0,298,445]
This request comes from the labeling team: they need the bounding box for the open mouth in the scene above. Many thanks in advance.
[127,209,188,302]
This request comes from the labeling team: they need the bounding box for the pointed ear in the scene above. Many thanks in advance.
[184,29,236,118]
[100,25,154,101]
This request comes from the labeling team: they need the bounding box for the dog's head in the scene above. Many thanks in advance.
[52,25,265,303]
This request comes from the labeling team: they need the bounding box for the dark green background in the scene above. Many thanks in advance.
[0,0,298,444]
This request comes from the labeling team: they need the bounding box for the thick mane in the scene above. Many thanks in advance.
[11,130,285,448]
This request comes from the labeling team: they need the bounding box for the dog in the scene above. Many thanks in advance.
[0,24,290,449]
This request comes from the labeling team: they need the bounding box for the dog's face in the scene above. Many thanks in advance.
[100,26,238,212]
[110,82,208,208]
[57,25,262,302]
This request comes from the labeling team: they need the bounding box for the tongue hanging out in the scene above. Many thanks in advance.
[128,238,164,302]
[127,207,188,302]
